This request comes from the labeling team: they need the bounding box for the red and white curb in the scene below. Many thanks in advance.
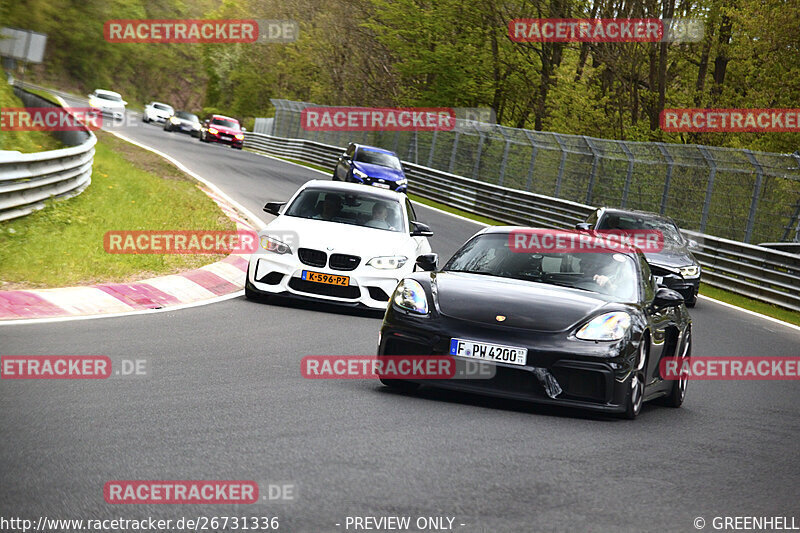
[0,187,258,323]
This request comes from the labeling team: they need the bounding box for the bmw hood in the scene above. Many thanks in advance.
[263,216,415,257]
[352,162,405,182]
[431,272,615,332]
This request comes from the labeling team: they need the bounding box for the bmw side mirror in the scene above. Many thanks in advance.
[575,222,591,231]
[410,221,434,237]
[263,202,285,216]
[415,253,438,272]
[653,287,684,309]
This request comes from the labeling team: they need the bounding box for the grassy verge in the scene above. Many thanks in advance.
[0,130,234,289]
[0,79,63,152]
[699,284,800,326]
[251,149,800,325]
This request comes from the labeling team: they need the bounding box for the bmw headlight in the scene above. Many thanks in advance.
[353,169,368,179]
[393,279,428,314]
[235,133,244,140]
[208,127,219,135]
[679,265,700,278]
[576,311,631,341]
[259,236,292,255]
[367,255,408,269]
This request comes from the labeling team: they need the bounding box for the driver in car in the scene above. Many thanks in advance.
[366,202,391,229]
[314,194,343,221]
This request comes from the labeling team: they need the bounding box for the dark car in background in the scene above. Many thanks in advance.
[578,208,701,307]
[199,115,244,149]
[164,110,202,136]
[333,143,408,193]
[378,227,692,419]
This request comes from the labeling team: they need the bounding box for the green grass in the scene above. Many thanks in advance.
[0,79,63,153]
[699,284,800,326]
[0,131,234,289]
[253,148,800,326]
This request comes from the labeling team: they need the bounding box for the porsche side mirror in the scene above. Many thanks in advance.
[575,222,591,231]
[415,253,438,272]
[410,221,433,237]
[653,287,684,309]
[263,202,285,216]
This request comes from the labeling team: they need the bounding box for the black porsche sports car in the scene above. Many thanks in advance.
[577,208,701,307]
[378,227,692,419]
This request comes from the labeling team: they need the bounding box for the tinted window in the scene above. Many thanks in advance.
[96,93,122,101]
[355,149,402,170]
[284,188,404,232]
[154,104,173,111]
[598,213,683,244]
[444,233,638,301]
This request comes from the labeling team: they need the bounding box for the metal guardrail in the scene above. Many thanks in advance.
[244,131,800,312]
[0,86,96,222]
[269,98,800,245]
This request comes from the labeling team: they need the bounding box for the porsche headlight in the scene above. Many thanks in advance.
[169,116,180,124]
[393,279,428,314]
[353,169,368,179]
[679,265,700,278]
[367,255,407,269]
[259,236,292,255]
[576,312,631,341]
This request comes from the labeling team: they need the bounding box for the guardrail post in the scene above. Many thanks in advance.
[392,130,400,153]
[522,130,539,192]
[620,141,634,208]
[497,128,511,186]
[552,133,568,197]
[583,136,600,205]
[472,128,485,181]
[698,147,717,234]
[657,143,674,215]
[743,150,764,244]
[428,130,438,168]
[448,131,460,173]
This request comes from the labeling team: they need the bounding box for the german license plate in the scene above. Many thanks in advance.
[371,183,390,189]
[449,338,527,366]
[302,270,349,286]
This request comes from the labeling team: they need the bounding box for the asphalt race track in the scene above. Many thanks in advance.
[2,108,800,532]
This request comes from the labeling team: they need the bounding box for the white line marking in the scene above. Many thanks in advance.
[698,295,800,334]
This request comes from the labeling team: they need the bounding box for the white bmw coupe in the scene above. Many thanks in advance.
[246,180,434,310]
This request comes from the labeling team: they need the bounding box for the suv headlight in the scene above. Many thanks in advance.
[576,311,631,341]
[259,236,292,255]
[353,169,368,179]
[367,255,407,269]
[679,265,700,278]
[393,279,428,314]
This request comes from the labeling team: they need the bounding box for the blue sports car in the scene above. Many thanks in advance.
[333,143,408,193]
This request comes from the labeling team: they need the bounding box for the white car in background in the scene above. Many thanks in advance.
[88,89,127,120]
[143,101,174,124]
[246,180,434,310]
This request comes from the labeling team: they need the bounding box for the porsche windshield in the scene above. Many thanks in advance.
[284,188,404,232]
[444,233,639,301]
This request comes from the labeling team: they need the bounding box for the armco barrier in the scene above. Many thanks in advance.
[0,86,96,222]
[244,131,800,312]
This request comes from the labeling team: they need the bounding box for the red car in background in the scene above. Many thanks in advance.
[199,115,244,149]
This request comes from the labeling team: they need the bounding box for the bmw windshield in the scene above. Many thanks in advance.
[284,188,405,232]
[444,233,639,301]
